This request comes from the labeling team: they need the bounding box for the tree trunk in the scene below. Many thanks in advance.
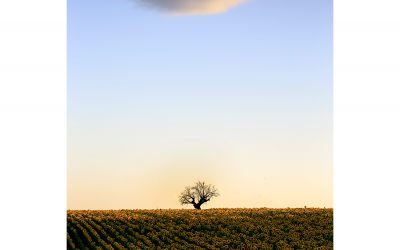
[194,199,208,210]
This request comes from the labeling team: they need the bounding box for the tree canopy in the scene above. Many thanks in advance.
[178,180,220,209]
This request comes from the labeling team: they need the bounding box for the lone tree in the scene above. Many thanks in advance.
[178,180,220,210]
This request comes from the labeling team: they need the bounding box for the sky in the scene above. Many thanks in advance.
[67,0,333,210]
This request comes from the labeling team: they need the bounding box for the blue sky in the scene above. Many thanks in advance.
[67,0,333,209]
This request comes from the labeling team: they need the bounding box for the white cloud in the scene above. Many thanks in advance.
[132,0,250,16]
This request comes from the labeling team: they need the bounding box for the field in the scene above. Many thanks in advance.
[67,207,333,250]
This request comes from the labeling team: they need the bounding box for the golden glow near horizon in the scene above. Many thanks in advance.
[68,115,332,210]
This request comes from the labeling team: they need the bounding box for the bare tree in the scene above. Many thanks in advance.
[178,180,220,210]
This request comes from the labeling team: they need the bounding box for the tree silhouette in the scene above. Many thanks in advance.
[178,180,220,210]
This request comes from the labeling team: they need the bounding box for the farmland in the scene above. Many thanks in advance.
[67,207,333,250]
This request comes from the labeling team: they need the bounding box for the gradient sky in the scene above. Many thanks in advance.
[67,0,332,210]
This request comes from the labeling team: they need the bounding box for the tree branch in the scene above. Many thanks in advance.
[178,180,220,209]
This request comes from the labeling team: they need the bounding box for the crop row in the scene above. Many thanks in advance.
[67,207,333,250]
